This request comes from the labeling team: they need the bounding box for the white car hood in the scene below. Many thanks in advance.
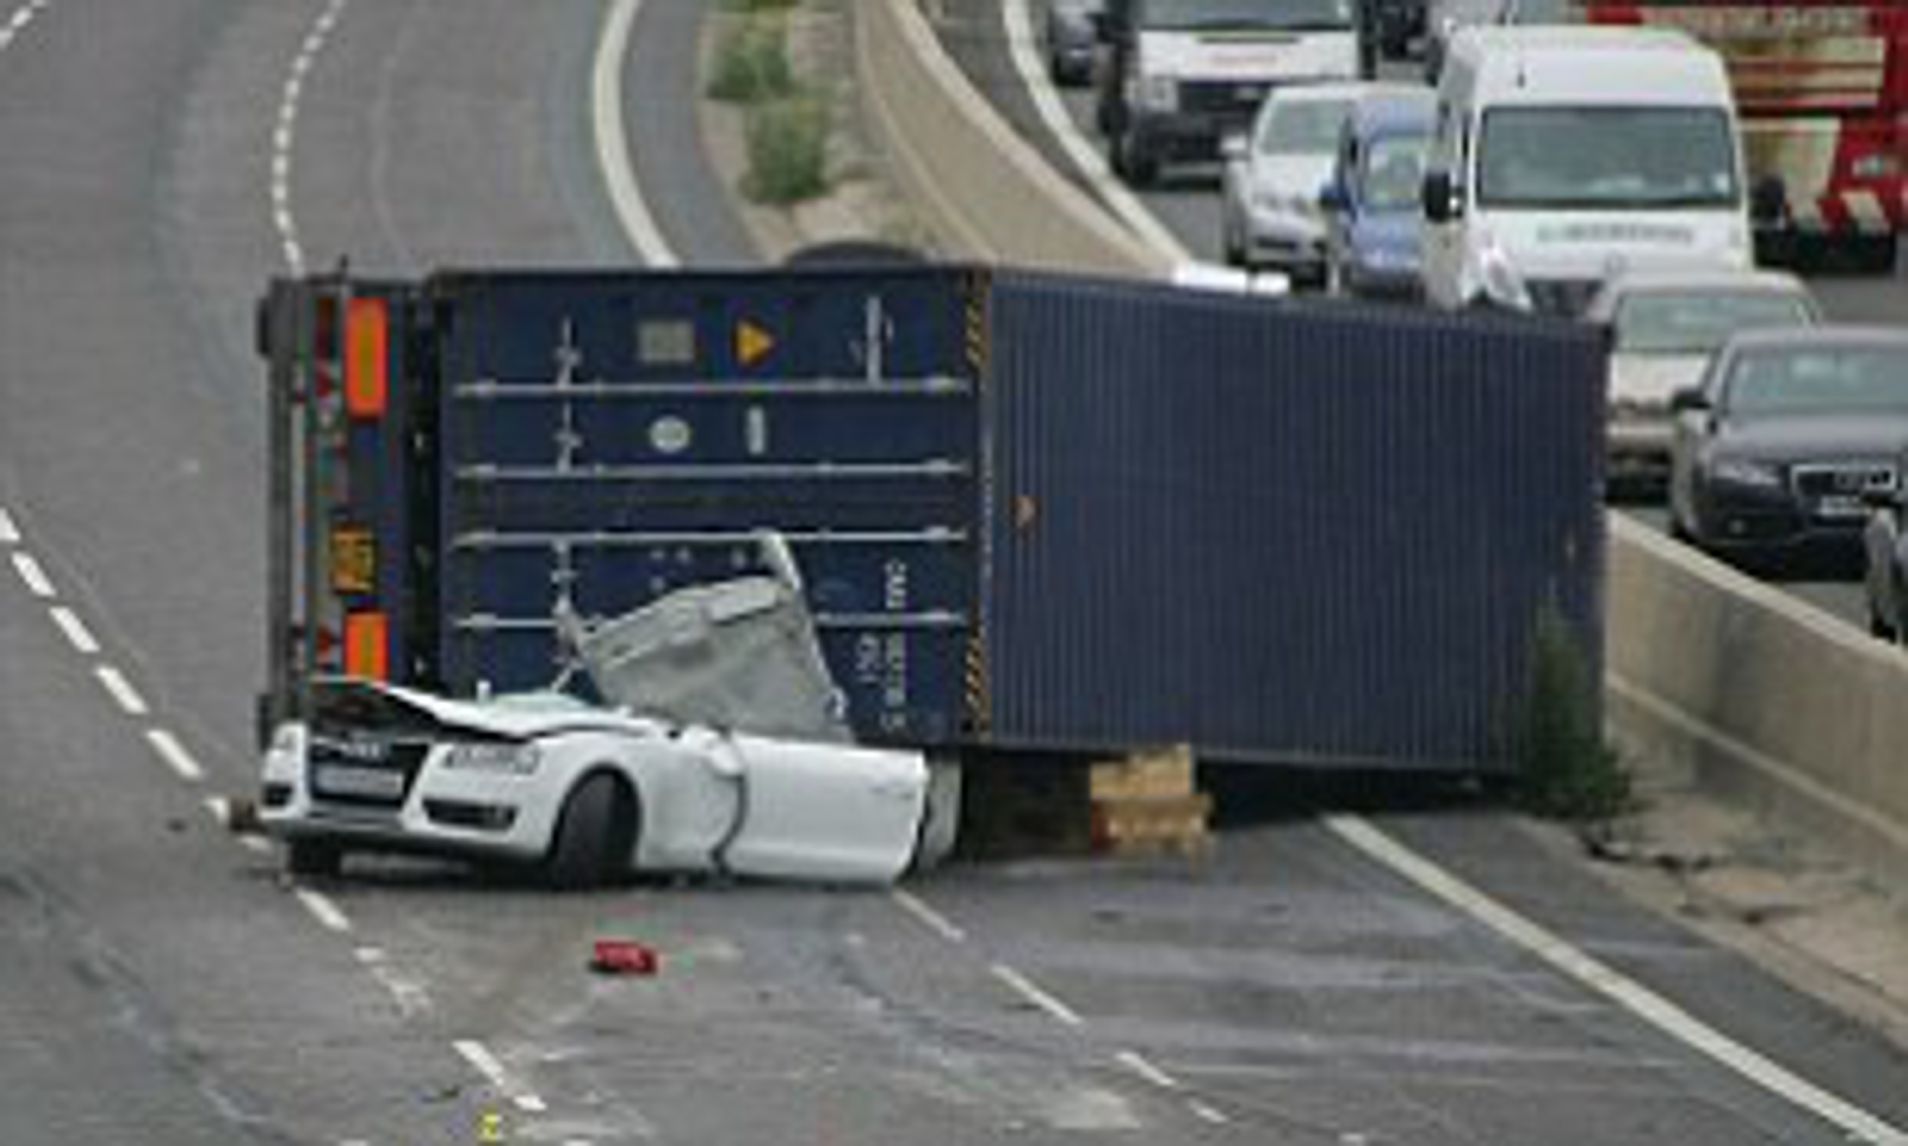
[1138,29,1355,81]
[1253,154,1337,203]
[319,678,654,740]
[1610,353,1709,409]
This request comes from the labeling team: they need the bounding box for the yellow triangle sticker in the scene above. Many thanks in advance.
[736,319,776,368]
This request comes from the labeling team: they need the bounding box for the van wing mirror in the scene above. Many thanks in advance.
[1421,171,1458,223]
[1319,181,1349,213]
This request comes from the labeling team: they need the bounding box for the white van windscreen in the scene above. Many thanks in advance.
[1476,108,1739,209]
[1144,0,1353,32]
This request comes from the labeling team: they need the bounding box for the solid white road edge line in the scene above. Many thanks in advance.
[11,551,55,598]
[1188,1099,1231,1125]
[95,665,149,717]
[1325,814,1908,1146]
[0,507,18,544]
[999,0,1192,262]
[990,962,1084,1027]
[891,888,968,944]
[294,887,353,934]
[593,0,679,267]
[146,729,206,782]
[47,605,99,654]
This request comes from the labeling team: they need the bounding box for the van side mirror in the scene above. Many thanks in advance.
[1319,181,1349,213]
[1669,387,1710,415]
[1421,171,1459,223]
[1751,176,1787,227]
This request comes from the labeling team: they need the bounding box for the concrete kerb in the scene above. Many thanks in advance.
[853,0,1168,277]
[1605,513,1908,890]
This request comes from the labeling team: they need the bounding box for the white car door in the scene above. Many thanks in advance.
[719,734,928,884]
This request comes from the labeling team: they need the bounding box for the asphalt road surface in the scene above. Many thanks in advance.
[2,1,1905,1143]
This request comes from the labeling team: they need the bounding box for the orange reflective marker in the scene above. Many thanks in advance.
[735,318,776,368]
[344,297,389,419]
[343,612,389,681]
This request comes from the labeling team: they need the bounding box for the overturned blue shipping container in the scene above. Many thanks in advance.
[263,266,1605,770]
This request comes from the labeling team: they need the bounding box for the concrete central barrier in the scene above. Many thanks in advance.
[853,0,1908,881]
[1606,514,1908,884]
[856,0,1168,277]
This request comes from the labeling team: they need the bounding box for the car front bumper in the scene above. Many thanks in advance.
[260,741,559,863]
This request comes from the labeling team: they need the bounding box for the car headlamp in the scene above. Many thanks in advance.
[1712,458,1783,489]
[443,741,542,775]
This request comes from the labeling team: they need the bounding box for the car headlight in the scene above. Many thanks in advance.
[1712,458,1784,489]
[268,722,307,758]
[443,741,542,775]
[1135,74,1178,113]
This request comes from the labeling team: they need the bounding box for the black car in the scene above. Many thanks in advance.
[1668,327,1908,573]
[1864,460,1908,643]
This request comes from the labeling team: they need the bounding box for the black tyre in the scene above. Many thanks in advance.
[546,773,637,891]
[1113,129,1158,187]
[285,838,343,879]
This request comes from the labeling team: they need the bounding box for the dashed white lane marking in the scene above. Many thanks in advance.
[453,1039,547,1115]
[95,665,149,716]
[1114,1049,1179,1090]
[1326,815,1908,1146]
[294,887,353,934]
[990,962,1084,1027]
[1189,1100,1230,1125]
[0,0,51,54]
[11,551,55,598]
[271,0,351,273]
[0,508,18,544]
[892,889,967,944]
[241,833,274,856]
[355,946,432,1018]
[145,729,205,782]
[47,605,99,654]
[592,0,679,267]
[998,0,1191,261]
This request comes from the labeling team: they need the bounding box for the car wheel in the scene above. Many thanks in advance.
[1113,129,1158,187]
[547,772,638,891]
[285,838,343,879]
[1222,213,1244,267]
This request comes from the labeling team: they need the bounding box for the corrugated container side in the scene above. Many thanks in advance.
[981,275,1604,768]
[424,270,981,743]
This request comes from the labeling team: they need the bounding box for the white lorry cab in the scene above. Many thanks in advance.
[1419,26,1753,316]
[1098,0,1363,186]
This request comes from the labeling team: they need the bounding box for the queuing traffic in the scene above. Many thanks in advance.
[1043,0,1906,642]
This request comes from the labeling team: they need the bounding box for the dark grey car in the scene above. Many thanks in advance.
[1668,327,1908,574]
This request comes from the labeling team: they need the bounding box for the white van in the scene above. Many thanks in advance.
[1419,27,1753,315]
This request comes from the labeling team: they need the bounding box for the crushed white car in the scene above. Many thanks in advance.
[258,536,956,887]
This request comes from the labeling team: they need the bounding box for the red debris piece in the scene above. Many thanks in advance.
[590,939,660,976]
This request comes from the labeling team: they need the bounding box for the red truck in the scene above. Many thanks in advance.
[1586,1,1905,271]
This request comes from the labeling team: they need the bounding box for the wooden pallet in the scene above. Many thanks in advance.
[1091,793,1214,858]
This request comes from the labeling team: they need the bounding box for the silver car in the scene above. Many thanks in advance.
[1585,269,1819,494]
[1221,83,1363,283]
[1865,465,1908,644]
